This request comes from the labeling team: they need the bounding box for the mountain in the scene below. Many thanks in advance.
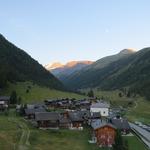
[62,49,136,88]
[0,34,64,90]
[45,60,93,81]
[84,49,136,70]
[63,47,150,99]
[96,48,150,98]
[45,62,64,70]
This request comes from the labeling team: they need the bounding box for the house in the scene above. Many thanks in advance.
[88,112,102,125]
[59,115,72,128]
[68,111,84,130]
[90,102,110,117]
[57,101,70,109]
[25,107,46,119]
[0,96,10,111]
[44,99,58,109]
[27,103,47,109]
[110,117,130,134]
[79,100,91,110]
[90,112,101,119]
[91,119,116,147]
[24,103,46,119]
[59,111,72,128]
[35,112,60,129]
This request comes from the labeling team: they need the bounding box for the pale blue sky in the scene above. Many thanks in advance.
[0,0,150,65]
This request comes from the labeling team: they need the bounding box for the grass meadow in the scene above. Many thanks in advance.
[0,82,86,103]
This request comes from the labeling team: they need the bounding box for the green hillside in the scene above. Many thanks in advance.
[97,48,150,99]
[95,90,150,123]
[63,49,135,89]
[0,82,85,103]
[64,48,150,99]
[89,49,135,69]
[0,34,63,90]
[81,89,150,124]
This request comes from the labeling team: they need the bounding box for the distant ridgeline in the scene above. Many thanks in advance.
[0,34,64,90]
[62,48,150,100]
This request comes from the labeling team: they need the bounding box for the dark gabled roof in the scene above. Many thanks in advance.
[96,123,116,130]
[0,96,10,101]
[80,100,90,105]
[25,108,34,115]
[111,118,130,130]
[90,102,110,108]
[91,119,116,130]
[25,108,46,115]
[79,110,90,118]
[27,103,46,109]
[34,103,47,109]
[35,112,60,121]
[68,111,84,122]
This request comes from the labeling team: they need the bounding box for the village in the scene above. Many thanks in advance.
[1,95,149,149]
[0,95,150,150]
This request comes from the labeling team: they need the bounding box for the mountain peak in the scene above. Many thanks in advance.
[119,48,136,55]
[45,62,64,70]
[66,61,93,67]
[45,60,93,71]
[45,60,93,79]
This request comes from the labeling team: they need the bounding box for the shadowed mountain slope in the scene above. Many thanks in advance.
[0,34,64,90]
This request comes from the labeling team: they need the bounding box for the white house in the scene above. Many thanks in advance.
[90,102,110,117]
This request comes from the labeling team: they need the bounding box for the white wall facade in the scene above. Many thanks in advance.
[90,107,109,117]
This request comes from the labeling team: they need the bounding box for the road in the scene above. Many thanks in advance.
[129,122,150,149]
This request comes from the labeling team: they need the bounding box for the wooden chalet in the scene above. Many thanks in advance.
[59,116,71,128]
[91,120,116,147]
[24,103,46,119]
[44,99,58,109]
[68,111,84,130]
[25,107,46,119]
[59,111,71,128]
[35,112,60,129]
[79,100,91,110]
[57,101,70,109]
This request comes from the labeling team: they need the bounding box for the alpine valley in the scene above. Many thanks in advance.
[47,48,150,100]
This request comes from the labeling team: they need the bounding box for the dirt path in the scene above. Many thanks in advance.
[8,118,30,150]
[18,121,30,150]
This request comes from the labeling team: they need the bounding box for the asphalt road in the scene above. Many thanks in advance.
[129,122,150,149]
